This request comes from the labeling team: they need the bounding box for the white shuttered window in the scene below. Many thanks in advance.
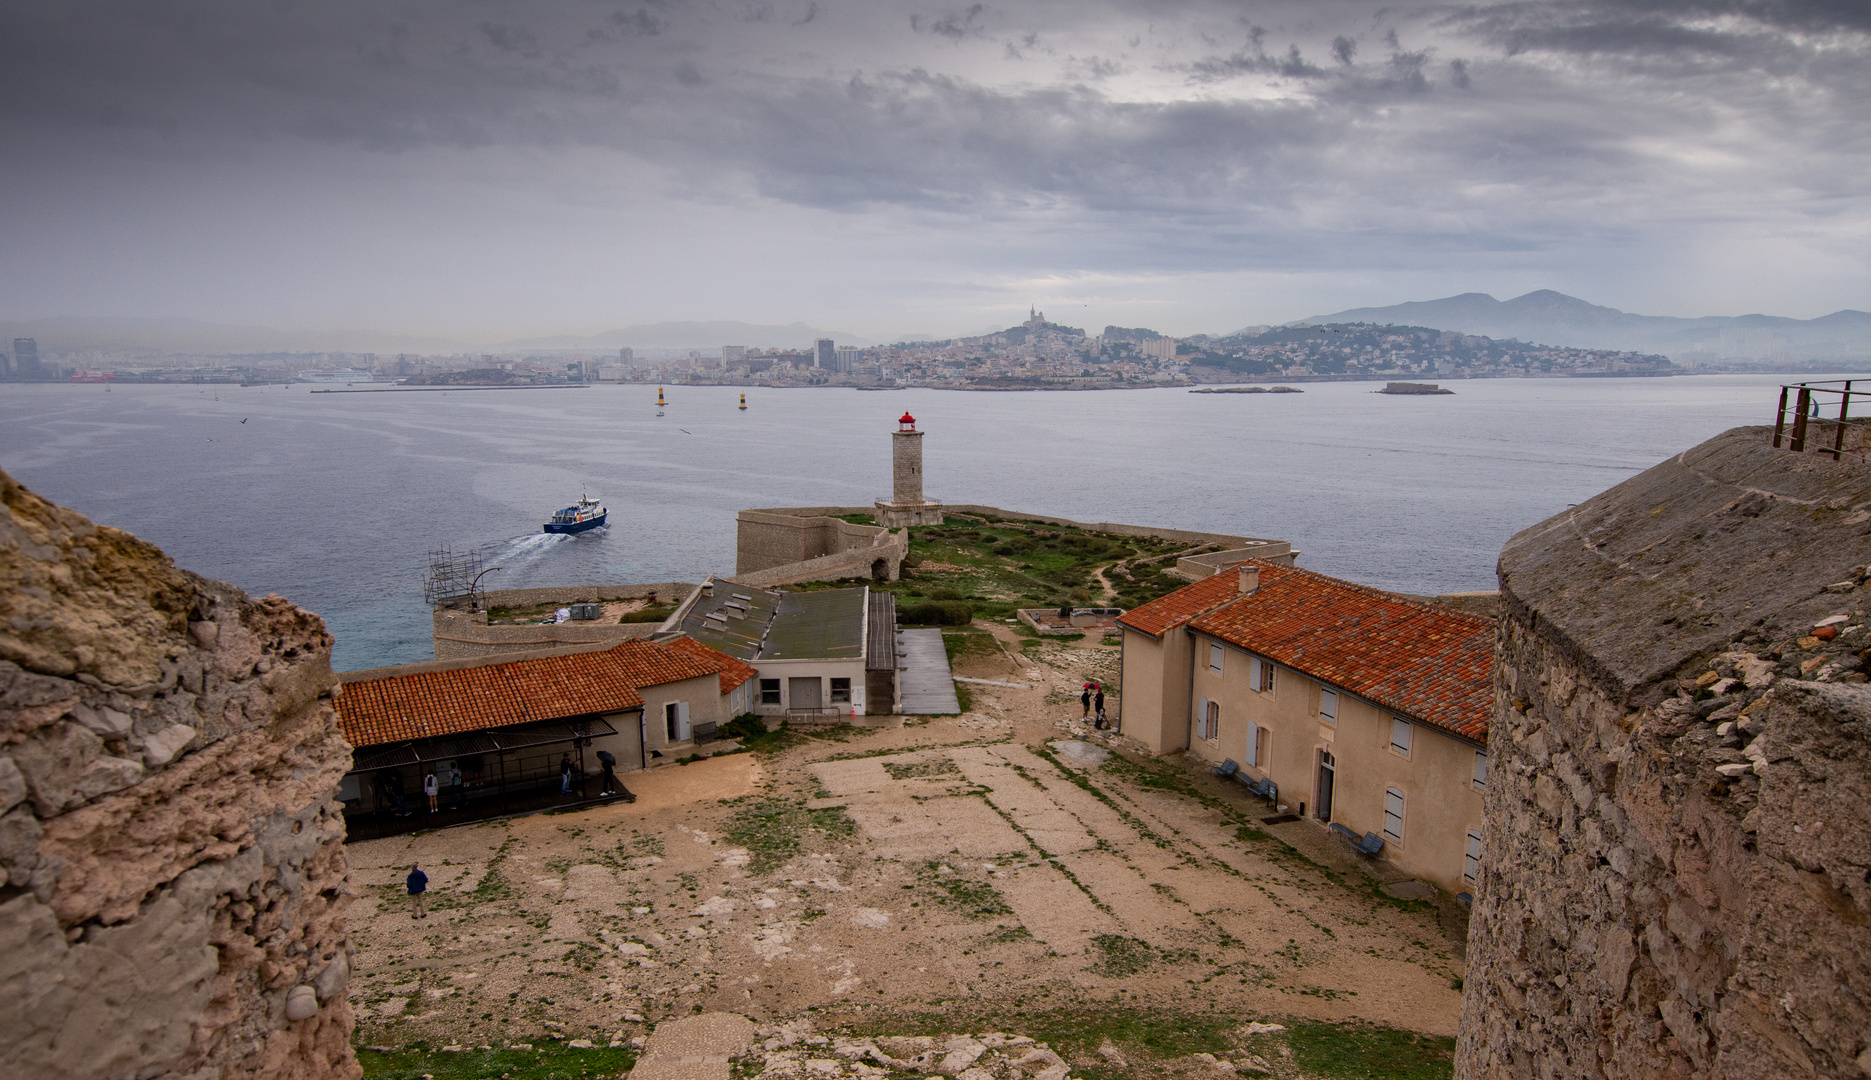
[1319,689,1338,723]
[1390,717,1413,756]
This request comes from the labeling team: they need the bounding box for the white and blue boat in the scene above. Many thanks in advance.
[543,494,607,534]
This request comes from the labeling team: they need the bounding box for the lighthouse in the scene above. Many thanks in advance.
[874,412,944,527]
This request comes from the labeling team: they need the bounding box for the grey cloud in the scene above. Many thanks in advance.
[0,0,1866,329]
[911,4,988,41]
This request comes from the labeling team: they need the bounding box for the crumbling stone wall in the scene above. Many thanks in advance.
[1457,427,1871,1079]
[0,469,360,1080]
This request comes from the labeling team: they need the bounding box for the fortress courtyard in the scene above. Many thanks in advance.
[344,622,1467,1079]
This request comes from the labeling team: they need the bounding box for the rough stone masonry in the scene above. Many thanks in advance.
[1457,427,1871,1078]
[0,468,360,1080]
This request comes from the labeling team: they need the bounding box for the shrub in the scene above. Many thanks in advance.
[929,588,963,601]
[899,600,973,626]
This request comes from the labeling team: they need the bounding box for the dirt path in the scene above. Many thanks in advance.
[345,627,1467,1073]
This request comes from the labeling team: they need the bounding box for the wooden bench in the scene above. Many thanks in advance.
[1212,758,1239,780]
[1330,822,1385,856]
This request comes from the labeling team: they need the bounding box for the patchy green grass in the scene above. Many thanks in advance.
[918,860,1014,919]
[1087,934,1159,977]
[883,758,961,780]
[838,1006,1451,1080]
[851,520,1195,610]
[721,796,857,874]
[940,627,998,662]
[357,1043,637,1080]
[1286,1021,1456,1080]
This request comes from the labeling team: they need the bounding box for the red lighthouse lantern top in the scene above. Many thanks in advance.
[898,412,917,430]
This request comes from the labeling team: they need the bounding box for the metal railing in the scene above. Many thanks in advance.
[1773,380,1868,462]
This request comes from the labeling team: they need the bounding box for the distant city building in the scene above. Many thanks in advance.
[618,347,636,366]
[723,345,747,366]
[833,346,862,373]
[13,338,40,379]
[814,339,835,369]
[1141,337,1178,361]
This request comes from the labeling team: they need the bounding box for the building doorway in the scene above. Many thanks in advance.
[1316,750,1335,822]
[789,677,823,711]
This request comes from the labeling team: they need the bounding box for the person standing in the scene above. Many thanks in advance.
[423,771,439,814]
[406,863,429,919]
[560,754,574,796]
[1094,688,1107,729]
[1080,686,1092,719]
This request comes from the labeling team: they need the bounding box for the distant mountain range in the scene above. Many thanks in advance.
[0,316,872,356]
[1294,291,1871,360]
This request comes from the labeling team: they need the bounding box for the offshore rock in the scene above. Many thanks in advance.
[0,468,360,1080]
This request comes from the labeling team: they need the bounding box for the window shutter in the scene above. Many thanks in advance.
[1248,657,1261,689]
[1245,721,1259,766]
[1194,696,1208,734]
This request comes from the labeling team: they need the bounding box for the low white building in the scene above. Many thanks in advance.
[679,583,874,718]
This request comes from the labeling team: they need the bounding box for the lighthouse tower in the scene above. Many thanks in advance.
[875,412,944,527]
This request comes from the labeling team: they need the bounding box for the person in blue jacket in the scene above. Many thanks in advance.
[406,863,429,919]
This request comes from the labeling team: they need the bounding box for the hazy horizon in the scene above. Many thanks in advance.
[2,1,1867,342]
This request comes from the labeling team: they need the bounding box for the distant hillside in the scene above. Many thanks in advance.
[1300,290,1871,361]
[1183,322,1674,380]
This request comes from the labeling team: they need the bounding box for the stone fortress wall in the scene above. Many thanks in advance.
[0,469,360,1080]
[428,583,695,663]
[1456,427,1871,1079]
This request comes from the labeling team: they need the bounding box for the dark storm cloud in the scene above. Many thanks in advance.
[0,0,1866,330]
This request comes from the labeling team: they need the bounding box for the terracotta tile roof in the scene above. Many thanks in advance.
[1184,561,1494,744]
[336,649,646,749]
[663,635,760,694]
[1117,564,1254,637]
[336,638,730,749]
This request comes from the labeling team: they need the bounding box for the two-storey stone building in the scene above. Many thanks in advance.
[1118,560,1493,894]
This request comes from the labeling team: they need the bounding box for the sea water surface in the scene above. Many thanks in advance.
[0,375,1819,671]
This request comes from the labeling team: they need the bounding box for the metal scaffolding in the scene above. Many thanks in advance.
[422,547,484,608]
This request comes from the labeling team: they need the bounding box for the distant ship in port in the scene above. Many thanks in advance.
[543,494,607,534]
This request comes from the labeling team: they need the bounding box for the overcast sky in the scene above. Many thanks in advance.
[1,0,1867,342]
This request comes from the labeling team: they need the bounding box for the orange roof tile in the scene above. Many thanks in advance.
[1186,561,1493,744]
[1117,563,1254,637]
[663,635,760,695]
[336,638,731,749]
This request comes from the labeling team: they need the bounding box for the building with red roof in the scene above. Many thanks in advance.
[332,635,758,836]
[1117,560,1494,894]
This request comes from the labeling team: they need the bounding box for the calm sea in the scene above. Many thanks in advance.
[0,374,1827,672]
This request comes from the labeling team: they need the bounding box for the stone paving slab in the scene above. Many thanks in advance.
[627,1012,757,1080]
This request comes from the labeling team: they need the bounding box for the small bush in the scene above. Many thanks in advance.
[929,588,963,601]
[899,600,973,626]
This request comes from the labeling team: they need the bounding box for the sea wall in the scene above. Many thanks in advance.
[0,469,359,1080]
[473,582,693,611]
[429,609,663,662]
[1456,427,1871,1079]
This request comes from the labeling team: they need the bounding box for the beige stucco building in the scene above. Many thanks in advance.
[1118,561,1494,895]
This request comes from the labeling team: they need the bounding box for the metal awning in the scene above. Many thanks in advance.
[347,715,622,773]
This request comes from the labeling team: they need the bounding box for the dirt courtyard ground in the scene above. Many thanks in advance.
[346,625,1468,1078]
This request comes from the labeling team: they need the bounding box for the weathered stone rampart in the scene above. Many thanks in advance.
[0,469,359,1080]
[1456,427,1871,1079]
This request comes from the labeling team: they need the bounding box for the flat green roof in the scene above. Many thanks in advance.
[679,585,782,661]
[762,588,867,660]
